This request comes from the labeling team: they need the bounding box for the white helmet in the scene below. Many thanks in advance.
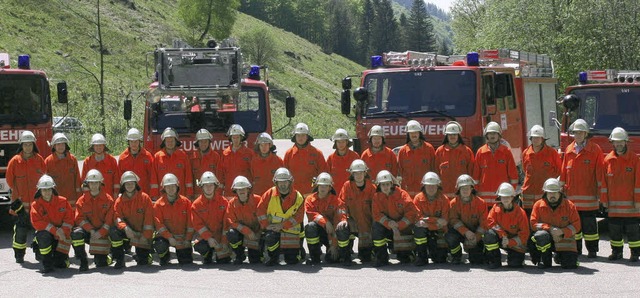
[484,121,502,135]
[273,167,293,182]
[406,120,422,133]
[37,175,56,190]
[255,132,274,144]
[368,125,385,137]
[570,119,589,133]
[331,128,349,142]
[120,171,140,185]
[542,178,562,193]
[609,127,629,142]
[51,133,69,145]
[161,173,179,188]
[528,125,545,138]
[85,169,104,183]
[232,176,252,190]
[126,128,143,141]
[198,171,219,186]
[292,123,310,135]
[19,131,36,144]
[196,128,213,141]
[444,121,462,135]
[348,159,368,173]
[496,182,516,197]
[375,170,395,184]
[161,127,178,140]
[90,133,107,145]
[314,172,333,186]
[456,174,476,189]
[227,124,245,137]
[421,172,441,186]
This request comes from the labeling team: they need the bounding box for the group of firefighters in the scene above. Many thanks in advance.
[6,117,640,274]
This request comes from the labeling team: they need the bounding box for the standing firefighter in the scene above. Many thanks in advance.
[118,128,159,198]
[250,132,283,195]
[191,128,222,197]
[257,167,305,266]
[560,119,603,258]
[225,176,263,264]
[221,124,254,196]
[446,174,488,265]
[484,183,529,269]
[110,171,155,267]
[82,133,120,197]
[154,127,194,198]
[530,178,581,269]
[30,175,74,273]
[71,169,116,271]
[304,173,346,265]
[45,132,82,206]
[327,128,359,191]
[521,125,561,216]
[153,173,194,265]
[284,122,328,196]
[601,127,640,262]
[7,131,46,263]
[413,172,450,266]
[191,171,231,265]
[435,121,475,197]
[371,170,418,267]
[336,159,377,263]
[474,121,519,208]
[397,120,436,196]
[361,125,398,179]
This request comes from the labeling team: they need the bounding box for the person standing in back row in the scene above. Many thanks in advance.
[250,132,283,195]
[361,125,398,180]
[190,128,222,197]
[397,120,435,196]
[284,123,328,196]
[82,133,120,197]
[118,128,159,199]
[521,125,561,218]
[45,133,82,206]
[154,127,194,198]
[221,124,254,196]
[326,128,359,192]
[435,121,475,197]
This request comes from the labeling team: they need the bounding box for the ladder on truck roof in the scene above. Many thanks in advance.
[478,49,554,78]
[383,51,451,67]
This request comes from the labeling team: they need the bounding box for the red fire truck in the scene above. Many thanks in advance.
[124,45,295,153]
[0,53,67,226]
[340,49,558,165]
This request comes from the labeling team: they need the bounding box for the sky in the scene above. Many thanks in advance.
[426,0,453,12]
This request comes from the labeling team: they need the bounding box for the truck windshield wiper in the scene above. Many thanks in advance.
[407,109,455,121]
[367,111,408,119]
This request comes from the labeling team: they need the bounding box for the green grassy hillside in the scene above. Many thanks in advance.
[0,0,363,157]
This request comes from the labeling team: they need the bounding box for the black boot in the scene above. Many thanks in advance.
[14,248,25,264]
[113,247,126,269]
[608,247,623,261]
[538,252,552,269]
[53,251,69,269]
[450,250,462,265]
[414,244,428,266]
[340,247,353,267]
[79,257,89,272]
[41,253,54,274]
[248,249,262,264]
[94,254,111,267]
[135,248,151,265]
[373,246,389,267]
[159,252,171,266]
[358,247,373,263]
[306,244,321,265]
[233,247,246,265]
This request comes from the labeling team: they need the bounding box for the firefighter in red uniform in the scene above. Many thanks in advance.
[336,159,377,263]
[361,125,398,179]
[45,133,82,206]
[560,119,603,258]
[601,127,640,262]
[257,167,305,266]
[446,174,488,264]
[372,170,418,267]
[82,133,120,197]
[398,120,436,196]
[190,128,222,196]
[225,176,263,264]
[305,173,346,265]
[30,175,74,273]
[474,122,519,208]
[154,173,194,265]
[221,124,254,196]
[521,125,561,217]
[530,178,580,269]
[484,183,529,269]
[110,171,155,267]
[154,127,194,198]
[251,132,283,195]
[413,172,450,266]
[327,128,359,191]
[435,121,475,197]
[192,171,232,265]
[7,131,46,263]
[71,169,116,271]
[118,128,159,199]
[284,122,328,196]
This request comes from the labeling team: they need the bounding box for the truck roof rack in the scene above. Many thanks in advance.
[478,49,554,78]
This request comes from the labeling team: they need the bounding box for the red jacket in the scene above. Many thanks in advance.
[372,187,418,232]
[30,195,74,238]
[154,149,194,197]
[154,194,194,248]
[397,141,436,196]
[74,191,115,238]
[361,146,398,178]
[560,140,603,211]
[531,198,580,252]
[6,152,45,208]
[221,145,254,196]
[114,191,155,240]
[250,153,283,196]
[284,144,328,195]
[45,152,82,206]
[474,144,519,206]
[190,149,222,196]
[191,194,228,242]
[83,153,121,198]
[488,203,529,252]
[224,194,261,235]
[521,144,561,209]
[338,180,376,238]
[435,143,475,196]
[449,195,488,238]
[305,192,346,228]
[118,147,158,198]
[327,150,360,192]
[601,149,640,217]
[413,191,450,231]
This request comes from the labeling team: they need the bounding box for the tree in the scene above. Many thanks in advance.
[371,0,399,54]
[450,0,486,53]
[178,0,240,46]
[239,28,280,68]
[407,0,435,52]
[359,0,375,64]
[398,13,409,51]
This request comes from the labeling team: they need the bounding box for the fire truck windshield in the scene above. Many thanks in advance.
[0,74,48,124]
[150,86,266,134]
[363,70,476,117]
[572,87,640,131]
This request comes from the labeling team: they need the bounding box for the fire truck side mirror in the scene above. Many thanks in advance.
[353,87,368,103]
[561,94,580,111]
[56,81,68,104]
[285,96,296,118]
[342,77,352,90]
[124,99,132,121]
[341,90,351,115]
